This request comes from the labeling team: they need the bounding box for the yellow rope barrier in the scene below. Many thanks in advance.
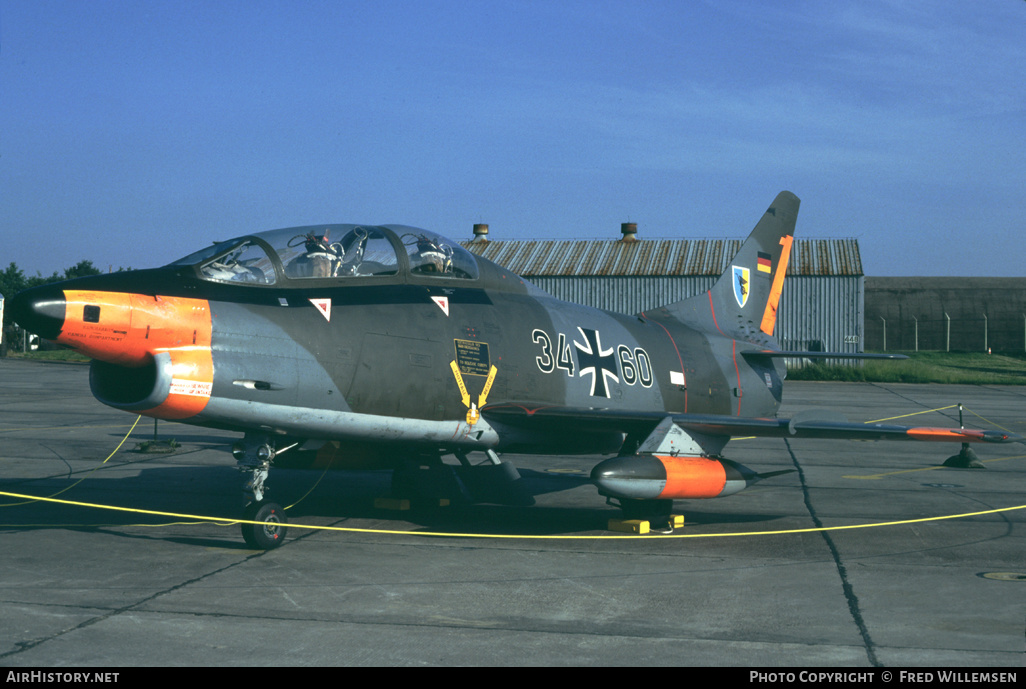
[1,489,1023,541]
[865,405,957,424]
[1,402,1021,541]
[0,415,142,507]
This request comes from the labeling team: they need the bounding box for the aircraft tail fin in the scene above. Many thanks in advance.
[662,191,799,338]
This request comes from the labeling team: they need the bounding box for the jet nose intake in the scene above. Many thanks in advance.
[9,286,66,341]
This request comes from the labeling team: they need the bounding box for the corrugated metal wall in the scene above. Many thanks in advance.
[464,238,862,277]
[526,275,716,315]
[523,275,864,355]
[778,277,864,361]
[463,238,866,361]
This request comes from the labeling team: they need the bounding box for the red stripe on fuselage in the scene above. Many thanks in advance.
[648,317,688,413]
[732,338,741,416]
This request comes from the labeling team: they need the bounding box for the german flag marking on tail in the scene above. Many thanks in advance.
[757,251,772,273]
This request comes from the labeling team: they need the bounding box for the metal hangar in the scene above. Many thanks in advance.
[462,223,866,361]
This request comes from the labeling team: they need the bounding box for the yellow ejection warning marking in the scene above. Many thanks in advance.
[450,360,471,408]
[478,365,497,408]
[450,362,497,425]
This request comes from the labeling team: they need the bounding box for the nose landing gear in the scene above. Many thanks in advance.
[235,435,290,550]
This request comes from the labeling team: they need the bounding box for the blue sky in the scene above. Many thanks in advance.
[2,0,1023,278]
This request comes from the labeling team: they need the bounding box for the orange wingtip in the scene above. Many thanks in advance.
[906,427,987,442]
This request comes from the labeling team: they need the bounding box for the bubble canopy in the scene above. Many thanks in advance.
[167,225,480,285]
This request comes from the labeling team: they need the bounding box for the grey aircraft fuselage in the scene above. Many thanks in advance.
[10,192,1018,548]
[12,218,782,454]
[202,250,774,452]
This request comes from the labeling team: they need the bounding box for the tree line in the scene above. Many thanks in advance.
[1,260,106,299]
[1,260,130,330]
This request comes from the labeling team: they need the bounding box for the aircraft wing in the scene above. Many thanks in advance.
[482,404,1024,444]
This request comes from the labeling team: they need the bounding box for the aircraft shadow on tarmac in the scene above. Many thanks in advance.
[0,464,793,545]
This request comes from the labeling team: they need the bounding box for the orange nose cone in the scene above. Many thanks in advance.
[59,290,211,366]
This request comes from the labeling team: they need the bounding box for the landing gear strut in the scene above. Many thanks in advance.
[234,435,289,549]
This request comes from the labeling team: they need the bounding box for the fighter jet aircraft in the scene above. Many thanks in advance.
[9,191,1020,548]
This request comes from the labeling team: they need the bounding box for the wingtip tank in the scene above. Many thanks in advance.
[591,455,782,501]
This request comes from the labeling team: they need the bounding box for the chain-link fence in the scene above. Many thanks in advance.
[864,314,1026,353]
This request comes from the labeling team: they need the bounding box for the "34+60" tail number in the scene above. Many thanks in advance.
[532,328,653,389]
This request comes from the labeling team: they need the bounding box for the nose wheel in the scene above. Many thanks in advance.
[241,500,288,550]
[235,434,292,549]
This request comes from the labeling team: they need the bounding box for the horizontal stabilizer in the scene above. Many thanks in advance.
[741,350,908,360]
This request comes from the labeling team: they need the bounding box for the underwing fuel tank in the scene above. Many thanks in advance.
[591,455,785,500]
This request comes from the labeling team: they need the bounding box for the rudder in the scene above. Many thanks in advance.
[664,191,799,337]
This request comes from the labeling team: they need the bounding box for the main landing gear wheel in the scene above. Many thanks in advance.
[241,501,288,550]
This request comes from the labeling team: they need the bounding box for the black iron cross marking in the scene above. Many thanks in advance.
[574,327,619,398]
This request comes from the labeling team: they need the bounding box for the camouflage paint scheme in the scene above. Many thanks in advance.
[10,192,1020,547]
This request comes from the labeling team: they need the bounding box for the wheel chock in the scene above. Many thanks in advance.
[607,518,650,534]
[668,514,685,528]
[374,497,411,511]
